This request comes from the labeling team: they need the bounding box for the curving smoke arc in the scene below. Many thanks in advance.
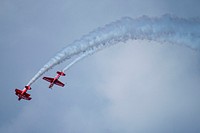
[62,45,103,72]
[27,14,200,86]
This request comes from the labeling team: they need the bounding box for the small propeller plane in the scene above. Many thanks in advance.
[15,86,32,101]
[43,71,65,89]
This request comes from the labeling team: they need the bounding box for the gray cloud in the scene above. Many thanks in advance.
[94,40,200,132]
[0,0,200,133]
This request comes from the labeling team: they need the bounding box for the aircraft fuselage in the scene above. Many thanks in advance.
[49,74,61,88]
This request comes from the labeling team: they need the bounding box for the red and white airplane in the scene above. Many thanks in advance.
[43,71,65,88]
[15,86,32,101]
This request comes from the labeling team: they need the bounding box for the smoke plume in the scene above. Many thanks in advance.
[27,14,200,86]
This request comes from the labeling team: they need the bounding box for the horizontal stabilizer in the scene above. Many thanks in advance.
[57,71,66,76]
[25,86,31,90]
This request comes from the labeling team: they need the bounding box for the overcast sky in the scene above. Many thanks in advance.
[0,0,200,133]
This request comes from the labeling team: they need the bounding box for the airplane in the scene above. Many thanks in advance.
[15,86,32,101]
[43,71,65,89]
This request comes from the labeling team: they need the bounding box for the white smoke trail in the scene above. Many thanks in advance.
[62,54,87,72]
[62,43,108,72]
[27,14,200,86]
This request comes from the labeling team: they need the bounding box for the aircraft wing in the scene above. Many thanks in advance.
[15,89,22,94]
[24,92,30,97]
[15,89,30,96]
[21,94,32,100]
[55,80,65,87]
[24,96,32,100]
[43,77,54,83]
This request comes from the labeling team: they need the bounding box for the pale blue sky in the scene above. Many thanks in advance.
[0,0,200,133]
